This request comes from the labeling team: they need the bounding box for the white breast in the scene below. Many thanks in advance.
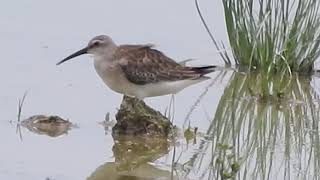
[93,58,128,94]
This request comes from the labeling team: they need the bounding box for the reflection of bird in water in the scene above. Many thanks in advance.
[57,35,216,99]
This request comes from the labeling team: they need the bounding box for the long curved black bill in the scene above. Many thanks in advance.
[56,47,88,65]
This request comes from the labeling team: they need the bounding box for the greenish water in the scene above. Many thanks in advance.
[179,71,320,180]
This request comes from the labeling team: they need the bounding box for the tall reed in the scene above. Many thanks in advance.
[221,0,320,73]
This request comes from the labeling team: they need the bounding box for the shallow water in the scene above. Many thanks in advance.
[1,0,320,180]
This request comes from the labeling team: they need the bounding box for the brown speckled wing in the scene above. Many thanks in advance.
[115,45,214,85]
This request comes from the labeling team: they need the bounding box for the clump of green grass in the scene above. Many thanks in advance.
[222,0,320,73]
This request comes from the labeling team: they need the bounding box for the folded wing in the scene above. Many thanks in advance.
[115,45,215,85]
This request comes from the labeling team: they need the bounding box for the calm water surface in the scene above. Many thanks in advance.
[1,0,320,180]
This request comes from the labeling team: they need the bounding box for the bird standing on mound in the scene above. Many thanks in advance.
[57,35,216,99]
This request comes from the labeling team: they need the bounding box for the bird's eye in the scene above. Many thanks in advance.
[92,41,100,46]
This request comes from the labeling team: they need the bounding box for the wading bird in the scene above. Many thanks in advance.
[57,35,216,99]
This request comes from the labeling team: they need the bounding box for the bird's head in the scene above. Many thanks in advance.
[57,35,116,65]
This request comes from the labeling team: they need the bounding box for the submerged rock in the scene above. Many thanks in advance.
[112,135,170,171]
[112,96,173,137]
[20,115,75,137]
[88,162,176,180]
[87,135,176,180]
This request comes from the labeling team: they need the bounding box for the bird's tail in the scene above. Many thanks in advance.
[191,65,216,75]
